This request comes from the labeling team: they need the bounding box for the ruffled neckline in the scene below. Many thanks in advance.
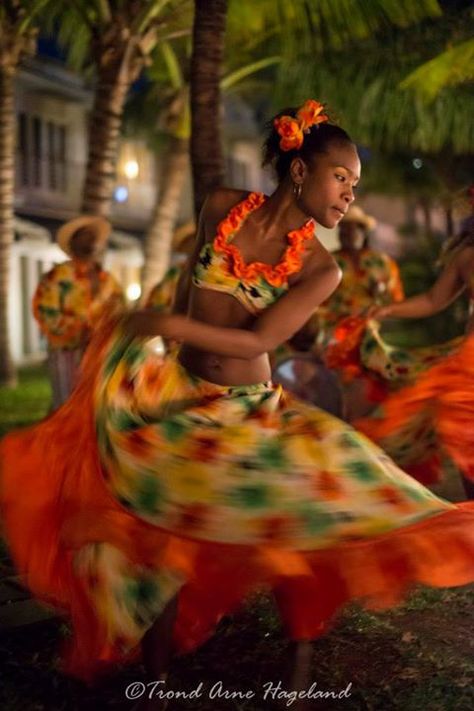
[213,191,316,287]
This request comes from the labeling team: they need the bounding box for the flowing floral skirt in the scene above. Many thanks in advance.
[2,320,474,680]
[356,332,474,485]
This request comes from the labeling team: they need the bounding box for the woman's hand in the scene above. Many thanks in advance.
[123,309,168,339]
[366,304,394,321]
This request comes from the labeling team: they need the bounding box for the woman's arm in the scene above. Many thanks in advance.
[127,253,341,359]
[373,252,466,320]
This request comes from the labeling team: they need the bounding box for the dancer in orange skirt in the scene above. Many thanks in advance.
[2,102,474,711]
[357,215,474,494]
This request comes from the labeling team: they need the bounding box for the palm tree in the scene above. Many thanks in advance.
[51,0,192,217]
[0,0,52,387]
[190,0,228,218]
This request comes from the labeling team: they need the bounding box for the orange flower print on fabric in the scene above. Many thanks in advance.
[213,192,315,288]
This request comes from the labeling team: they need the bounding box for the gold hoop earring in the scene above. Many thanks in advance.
[293,182,302,200]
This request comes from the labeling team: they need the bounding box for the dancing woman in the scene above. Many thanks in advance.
[2,103,474,710]
[357,215,474,495]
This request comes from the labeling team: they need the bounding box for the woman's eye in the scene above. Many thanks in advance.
[335,174,345,182]
[353,184,359,192]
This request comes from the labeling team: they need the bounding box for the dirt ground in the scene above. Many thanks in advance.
[1,580,474,711]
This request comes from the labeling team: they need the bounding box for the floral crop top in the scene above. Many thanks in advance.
[192,191,315,315]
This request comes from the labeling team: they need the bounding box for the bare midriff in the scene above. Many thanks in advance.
[177,285,272,386]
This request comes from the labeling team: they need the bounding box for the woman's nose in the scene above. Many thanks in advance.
[343,187,355,204]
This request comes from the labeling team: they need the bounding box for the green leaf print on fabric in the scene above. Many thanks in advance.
[39,305,60,317]
[103,341,130,377]
[231,484,270,508]
[338,432,364,449]
[347,460,380,482]
[109,410,146,432]
[161,418,188,442]
[299,505,336,534]
[123,342,146,367]
[257,438,288,470]
[134,473,164,514]
[399,485,432,503]
[124,577,161,627]
[58,280,73,296]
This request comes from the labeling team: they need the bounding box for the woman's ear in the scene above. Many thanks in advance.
[290,156,307,185]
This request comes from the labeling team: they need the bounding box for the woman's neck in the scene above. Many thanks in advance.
[251,183,311,239]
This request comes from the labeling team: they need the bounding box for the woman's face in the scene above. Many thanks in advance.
[294,141,361,228]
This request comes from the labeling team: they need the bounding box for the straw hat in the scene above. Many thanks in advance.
[341,205,376,231]
[57,215,111,257]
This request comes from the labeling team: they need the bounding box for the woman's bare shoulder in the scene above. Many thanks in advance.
[290,233,340,287]
[203,187,251,221]
[457,245,474,279]
[307,234,339,271]
[199,188,253,242]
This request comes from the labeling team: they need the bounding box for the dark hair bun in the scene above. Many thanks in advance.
[262,107,353,182]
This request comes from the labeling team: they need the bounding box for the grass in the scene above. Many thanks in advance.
[1,365,474,710]
[0,363,50,437]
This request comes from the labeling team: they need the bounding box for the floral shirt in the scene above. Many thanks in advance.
[33,260,124,349]
[316,248,404,345]
[146,265,182,313]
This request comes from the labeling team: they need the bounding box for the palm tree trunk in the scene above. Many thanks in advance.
[445,206,454,239]
[141,137,189,300]
[190,0,227,219]
[0,68,17,386]
[81,42,137,217]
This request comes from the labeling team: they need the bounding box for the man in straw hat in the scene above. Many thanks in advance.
[306,204,404,420]
[33,215,124,409]
[314,204,404,350]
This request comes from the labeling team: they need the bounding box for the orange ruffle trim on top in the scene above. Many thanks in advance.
[213,192,316,288]
[2,326,474,680]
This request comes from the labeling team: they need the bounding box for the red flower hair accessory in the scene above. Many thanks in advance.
[274,99,328,152]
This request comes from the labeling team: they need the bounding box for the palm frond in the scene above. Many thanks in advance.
[17,0,54,32]
[272,44,474,154]
[131,0,173,35]
[159,41,184,90]
[401,38,474,100]
[221,57,281,90]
